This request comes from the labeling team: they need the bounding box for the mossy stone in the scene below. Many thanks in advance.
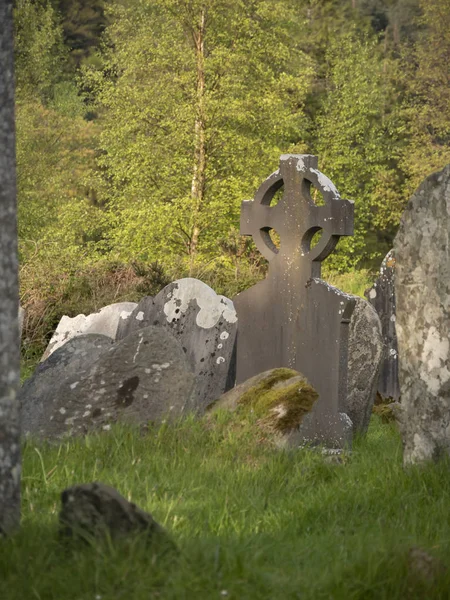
[209,368,319,435]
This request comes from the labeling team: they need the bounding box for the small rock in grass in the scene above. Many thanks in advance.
[407,546,447,586]
[59,482,176,550]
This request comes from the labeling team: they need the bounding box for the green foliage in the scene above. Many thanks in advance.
[14,0,67,101]
[399,0,450,195]
[316,26,405,270]
[84,0,314,270]
[13,0,450,348]
[2,417,450,598]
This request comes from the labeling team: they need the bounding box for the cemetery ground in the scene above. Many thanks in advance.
[1,413,450,599]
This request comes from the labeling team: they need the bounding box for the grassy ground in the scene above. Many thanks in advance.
[1,413,449,600]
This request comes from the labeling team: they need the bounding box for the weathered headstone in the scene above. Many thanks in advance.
[234,154,356,448]
[345,297,383,435]
[23,326,196,440]
[0,0,21,534]
[394,165,450,465]
[20,334,114,437]
[116,279,237,412]
[41,301,137,361]
[366,250,400,401]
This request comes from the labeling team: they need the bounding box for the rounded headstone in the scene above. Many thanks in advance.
[116,279,238,412]
[23,326,196,440]
[20,334,114,436]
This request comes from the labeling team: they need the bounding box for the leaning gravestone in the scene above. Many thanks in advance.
[234,154,356,448]
[22,326,195,440]
[345,297,383,435]
[20,334,114,437]
[366,250,400,401]
[116,279,237,412]
[0,0,21,534]
[394,165,450,465]
[41,301,137,361]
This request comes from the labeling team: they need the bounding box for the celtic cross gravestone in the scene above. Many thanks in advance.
[234,154,356,447]
[0,0,21,534]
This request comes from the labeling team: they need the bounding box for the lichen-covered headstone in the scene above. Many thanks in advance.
[394,165,450,465]
[234,154,355,448]
[366,250,400,401]
[116,279,237,412]
[0,0,21,534]
[23,326,195,440]
[345,297,383,434]
[20,334,114,437]
[41,302,137,361]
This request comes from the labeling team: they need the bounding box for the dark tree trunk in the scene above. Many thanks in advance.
[0,0,21,535]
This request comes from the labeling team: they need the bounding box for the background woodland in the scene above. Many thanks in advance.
[14,0,450,359]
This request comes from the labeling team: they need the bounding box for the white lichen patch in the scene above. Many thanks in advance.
[59,407,66,415]
[70,381,79,390]
[152,362,171,371]
[216,356,225,365]
[163,279,237,328]
[135,311,145,321]
[310,168,339,198]
[220,332,229,340]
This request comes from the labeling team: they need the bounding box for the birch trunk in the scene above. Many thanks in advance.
[189,9,207,275]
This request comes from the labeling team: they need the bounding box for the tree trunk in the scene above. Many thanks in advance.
[0,0,21,535]
[189,9,207,276]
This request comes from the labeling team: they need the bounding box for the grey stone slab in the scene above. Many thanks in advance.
[24,326,195,440]
[20,334,114,437]
[366,250,400,401]
[116,279,237,412]
[0,0,21,535]
[41,302,137,361]
[233,154,356,448]
[394,165,450,465]
[345,297,383,435]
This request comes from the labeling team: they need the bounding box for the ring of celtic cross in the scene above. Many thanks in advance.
[240,155,354,267]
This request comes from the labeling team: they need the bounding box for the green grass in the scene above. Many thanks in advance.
[323,268,374,298]
[1,414,450,600]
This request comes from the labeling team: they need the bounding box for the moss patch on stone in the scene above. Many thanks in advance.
[237,368,318,434]
[372,402,397,424]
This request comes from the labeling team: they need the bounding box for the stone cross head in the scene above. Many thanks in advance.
[240,155,354,278]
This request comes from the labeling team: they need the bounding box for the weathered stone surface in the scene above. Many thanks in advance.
[116,279,237,412]
[18,305,24,339]
[366,250,400,401]
[59,482,174,548]
[344,297,383,435]
[394,165,450,465]
[24,326,195,440]
[0,0,21,535]
[41,302,137,361]
[234,154,355,448]
[208,368,324,449]
[20,334,114,437]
